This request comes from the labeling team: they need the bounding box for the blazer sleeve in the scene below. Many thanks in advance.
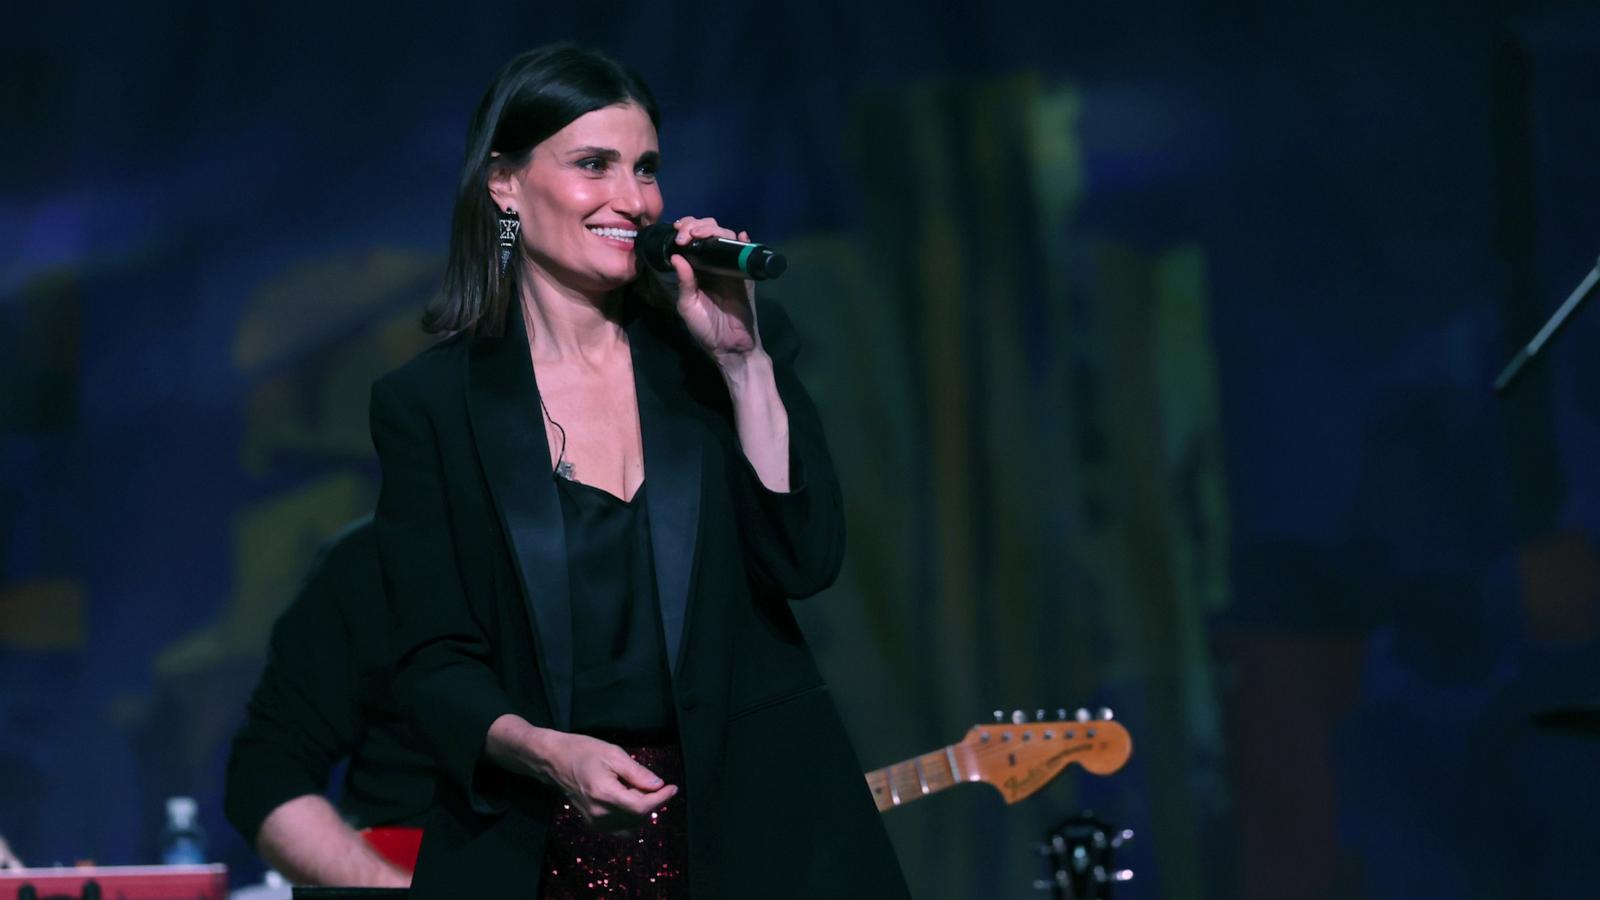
[369,373,515,815]
[223,532,367,847]
[727,299,846,599]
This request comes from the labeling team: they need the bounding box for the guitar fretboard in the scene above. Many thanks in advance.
[864,743,974,812]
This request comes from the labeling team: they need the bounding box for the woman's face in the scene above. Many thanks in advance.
[495,101,663,297]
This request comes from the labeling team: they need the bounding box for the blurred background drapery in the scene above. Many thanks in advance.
[4,3,1600,898]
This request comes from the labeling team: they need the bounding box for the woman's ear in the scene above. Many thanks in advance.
[487,159,520,213]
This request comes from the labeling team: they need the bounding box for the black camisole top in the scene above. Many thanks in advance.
[554,476,677,739]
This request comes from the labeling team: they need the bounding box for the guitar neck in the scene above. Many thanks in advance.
[864,743,971,812]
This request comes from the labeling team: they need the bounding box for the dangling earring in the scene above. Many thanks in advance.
[496,207,521,281]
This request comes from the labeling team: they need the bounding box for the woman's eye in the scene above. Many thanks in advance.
[636,162,659,181]
[578,157,607,173]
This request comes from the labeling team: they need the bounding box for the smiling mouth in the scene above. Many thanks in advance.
[588,226,638,243]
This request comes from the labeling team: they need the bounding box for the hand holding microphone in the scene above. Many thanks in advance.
[642,216,782,359]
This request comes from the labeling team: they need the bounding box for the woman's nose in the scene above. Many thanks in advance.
[611,174,649,217]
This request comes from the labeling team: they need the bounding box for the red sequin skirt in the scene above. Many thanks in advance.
[537,742,690,899]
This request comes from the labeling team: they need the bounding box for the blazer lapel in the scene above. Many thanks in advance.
[466,301,573,731]
[628,312,703,675]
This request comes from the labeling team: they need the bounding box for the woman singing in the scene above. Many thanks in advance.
[369,44,909,899]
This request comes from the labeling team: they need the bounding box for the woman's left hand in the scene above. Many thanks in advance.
[666,216,762,363]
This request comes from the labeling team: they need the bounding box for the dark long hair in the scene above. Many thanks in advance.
[426,44,662,337]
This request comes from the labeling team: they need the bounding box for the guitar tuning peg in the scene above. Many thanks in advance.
[1098,706,1114,720]
[1056,707,1068,720]
[993,709,1005,723]
[1035,708,1046,721]
[1011,709,1026,725]
[1119,829,1134,842]
[1114,870,1134,883]
[1075,707,1091,722]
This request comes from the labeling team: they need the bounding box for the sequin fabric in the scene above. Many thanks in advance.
[538,742,690,899]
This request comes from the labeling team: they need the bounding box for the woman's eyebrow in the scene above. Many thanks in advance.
[568,146,622,160]
[567,146,660,165]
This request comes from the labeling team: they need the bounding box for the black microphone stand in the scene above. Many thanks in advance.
[1494,254,1600,393]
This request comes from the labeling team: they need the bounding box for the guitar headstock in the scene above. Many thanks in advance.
[1035,812,1133,898]
[958,708,1132,804]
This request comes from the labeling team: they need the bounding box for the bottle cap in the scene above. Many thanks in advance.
[166,796,198,827]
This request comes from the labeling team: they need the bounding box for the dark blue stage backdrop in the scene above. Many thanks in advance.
[3,4,1599,899]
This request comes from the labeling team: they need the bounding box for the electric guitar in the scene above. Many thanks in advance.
[864,708,1132,812]
[361,708,1133,872]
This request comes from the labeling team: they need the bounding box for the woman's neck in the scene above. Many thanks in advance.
[518,266,628,367]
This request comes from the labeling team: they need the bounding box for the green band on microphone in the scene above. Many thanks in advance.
[737,244,756,274]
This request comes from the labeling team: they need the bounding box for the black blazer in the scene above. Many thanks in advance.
[369,297,909,899]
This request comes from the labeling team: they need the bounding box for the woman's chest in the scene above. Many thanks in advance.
[535,362,644,499]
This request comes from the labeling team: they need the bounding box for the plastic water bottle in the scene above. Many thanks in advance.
[159,796,207,865]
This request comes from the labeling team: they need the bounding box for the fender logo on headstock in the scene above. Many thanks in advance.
[1003,742,1095,794]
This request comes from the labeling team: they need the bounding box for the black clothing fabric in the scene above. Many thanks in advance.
[555,477,676,737]
[224,517,436,847]
[370,297,910,899]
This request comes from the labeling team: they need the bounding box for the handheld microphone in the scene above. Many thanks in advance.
[636,223,788,281]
